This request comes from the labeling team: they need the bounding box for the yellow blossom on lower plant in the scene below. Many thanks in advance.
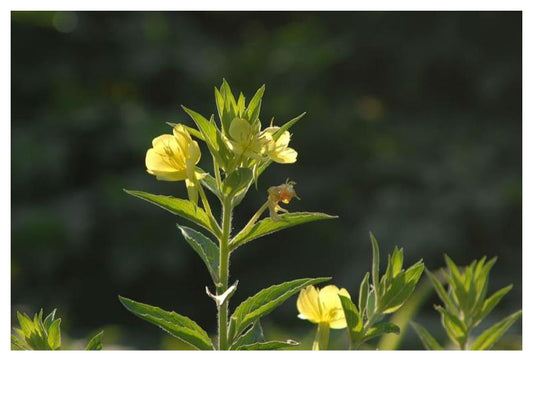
[297,285,351,329]
[145,124,204,203]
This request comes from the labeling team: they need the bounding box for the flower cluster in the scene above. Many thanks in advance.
[144,81,299,203]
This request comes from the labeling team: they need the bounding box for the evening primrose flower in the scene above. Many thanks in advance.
[262,127,297,164]
[297,285,351,329]
[145,124,204,203]
[267,180,300,221]
[225,119,298,166]
[225,118,268,161]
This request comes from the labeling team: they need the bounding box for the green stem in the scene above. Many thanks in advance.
[217,197,233,350]
[198,184,222,237]
[230,201,268,248]
[312,323,330,351]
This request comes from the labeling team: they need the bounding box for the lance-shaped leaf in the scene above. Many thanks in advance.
[435,305,467,346]
[124,190,219,236]
[411,322,443,350]
[271,112,306,141]
[178,225,219,283]
[230,320,265,350]
[245,84,265,123]
[230,213,337,250]
[378,262,424,314]
[363,322,400,342]
[182,106,232,170]
[358,272,370,316]
[339,295,363,346]
[86,331,104,350]
[47,319,62,350]
[470,310,522,350]
[425,268,458,314]
[370,232,380,303]
[119,296,214,350]
[473,284,513,326]
[236,340,299,350]
[228,277,330,340]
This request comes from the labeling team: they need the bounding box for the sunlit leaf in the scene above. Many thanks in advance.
[47,319,61,350]
[229,277,330,340]
[471,310,522,350]
[124,190,218,236]
[230,212,337,250]
[119,296,214,350]
[86,331,104,350]
[236,340,299,350]
[178,225,220,283]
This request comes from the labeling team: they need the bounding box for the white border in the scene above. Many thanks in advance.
[4,3,530,399]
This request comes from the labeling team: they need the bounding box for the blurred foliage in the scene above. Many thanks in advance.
[11,11,521,349]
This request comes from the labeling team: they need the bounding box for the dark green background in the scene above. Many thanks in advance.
[11,11,522,349]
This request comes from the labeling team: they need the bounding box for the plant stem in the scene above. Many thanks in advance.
[312,322,330,351]
[217,197,233,350]
[198,184,221,237]
[231,201,268,245]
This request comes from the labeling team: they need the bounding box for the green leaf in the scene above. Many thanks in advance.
[47,318,61,350]
[119,296,214,350]
[124,190,218,236]
[237,92,246,116]
[390,247,404,277]
[271,112,306,141]
[474,284,513,325]
[364,322,400,342]
[245,84,265,123]
[338,295,363,346]
[470,310,522,350]
[411,322,443,350]
[369,232,380,303]
[236,340,299,350]
[11,334,29,350]
[86,331,104,350]
[425,269,458,313]
[43,309,57,331]
[178,225,219,283]
[222,167,253,200]
[17,312,35,337]
[229,277,330,340]
[358,272,370,316]
[182,106,232,170]
[230,212,337,250]
[230,321,265,350]
[379,262,424,314]
[435,305,467,346]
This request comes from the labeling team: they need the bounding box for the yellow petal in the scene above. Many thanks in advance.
[275,131,292,147]
[270,148,297,164]
[149,170,188,181]
[296,286,321,323]
[151,134,175,148]
[145,148,181,173]
[318,285,350,328]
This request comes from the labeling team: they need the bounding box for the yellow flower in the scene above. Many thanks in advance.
[225,118,267,161]
[145,124,204,203]
[297,285,351,329]
[267,180,299,221]
[224,119,298,166]
[262,127,297,164]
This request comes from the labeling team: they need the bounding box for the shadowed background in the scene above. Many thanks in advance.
[11,11,522,349]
